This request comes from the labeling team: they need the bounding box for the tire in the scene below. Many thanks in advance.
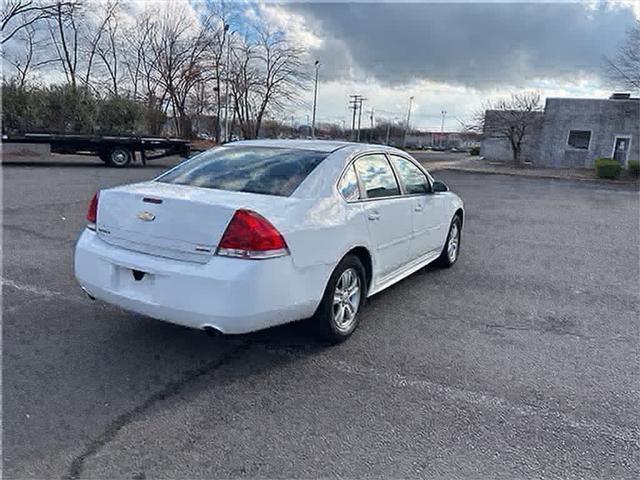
[437,215,462,268]
[105,147,132,168]
[313,255,367,343]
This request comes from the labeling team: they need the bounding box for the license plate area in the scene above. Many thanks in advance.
[115,265,155,300]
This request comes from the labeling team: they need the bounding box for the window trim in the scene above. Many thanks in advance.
[610,135,632,166]
[566,129,592,151]
[336,150,434,203]
[337,164,362,201]
[352,153,402,200]
[387,153,433,197]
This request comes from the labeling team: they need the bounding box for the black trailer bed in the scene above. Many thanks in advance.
[2,133,191,167]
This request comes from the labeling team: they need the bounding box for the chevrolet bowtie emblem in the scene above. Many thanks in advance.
[137,211,156,222]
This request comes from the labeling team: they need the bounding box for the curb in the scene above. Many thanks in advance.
[439,166,640,186]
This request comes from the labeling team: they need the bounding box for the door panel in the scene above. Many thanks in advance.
[388,155,445,260]
[411,195,446,258]
[354,154,412,278]
[361,198,413,277]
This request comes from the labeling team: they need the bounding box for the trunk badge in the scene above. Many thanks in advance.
[137,211,156,222]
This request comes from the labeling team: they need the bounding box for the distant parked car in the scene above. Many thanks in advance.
[196,132,212,140]
[75,140,464,342]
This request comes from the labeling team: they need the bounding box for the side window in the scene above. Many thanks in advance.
[354,154,400,199]
[567,130,591,150]
[338,165,360,201]
[390,155,430,194]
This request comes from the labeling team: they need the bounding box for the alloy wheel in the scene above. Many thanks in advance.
[332,267,361,333]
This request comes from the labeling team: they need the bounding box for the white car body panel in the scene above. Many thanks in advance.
[75,140,464,334]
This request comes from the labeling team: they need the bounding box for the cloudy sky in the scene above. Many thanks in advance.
[249,0,639,130]
[4,1,638,131]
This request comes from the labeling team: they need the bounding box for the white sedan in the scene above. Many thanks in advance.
[75,140,464,342]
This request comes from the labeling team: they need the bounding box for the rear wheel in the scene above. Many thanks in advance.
[105,147,132,168]
[437,215,462,267]
[313,255,366,343]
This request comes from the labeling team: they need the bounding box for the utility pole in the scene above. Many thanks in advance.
[369,108,375,143]
[403,96,414,148]
[311,60,320,138]
[349,94,363,142]
[357,97,365,142]
[291,114,295,137]
[385,122,391,145]
[441,110,447,133]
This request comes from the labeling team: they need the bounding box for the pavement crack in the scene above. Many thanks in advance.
[2,224,70,242]
[1,277,64,298]
[63,340,251,480]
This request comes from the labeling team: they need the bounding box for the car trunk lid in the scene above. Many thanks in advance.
[96,182,295,263]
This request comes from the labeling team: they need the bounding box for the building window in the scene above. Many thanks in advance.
[567,130,591,150]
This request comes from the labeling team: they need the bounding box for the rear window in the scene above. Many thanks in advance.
[156,147,328,197]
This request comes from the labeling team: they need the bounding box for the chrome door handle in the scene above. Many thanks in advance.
[414,204,424,212]
[367,212,380,221]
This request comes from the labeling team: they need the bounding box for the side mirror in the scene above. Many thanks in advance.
[432,180,449,193]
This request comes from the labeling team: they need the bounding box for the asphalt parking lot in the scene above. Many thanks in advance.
[3,154,639,479]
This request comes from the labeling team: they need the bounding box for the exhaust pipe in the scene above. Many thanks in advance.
[81,286,95,301]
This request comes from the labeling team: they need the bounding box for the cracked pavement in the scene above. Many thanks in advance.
[3,154,639,479]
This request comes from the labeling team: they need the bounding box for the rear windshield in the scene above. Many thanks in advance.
[156,146,328,197]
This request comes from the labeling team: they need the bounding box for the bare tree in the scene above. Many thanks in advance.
[229,27,308,139]
[252,27,307,138]
[81,0,117,92]
[468,91,543,165]
[201,4,232,143]
[230,38,260,139]
[149,5,209,137]
[604,20,640,91]
[94,1,120,95]
[5,18,55,86]
[45,0,81,88]
[1,0,69,44]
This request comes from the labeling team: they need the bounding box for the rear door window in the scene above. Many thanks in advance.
[354,154,401,199]
[390,155,431,194]
[156,147,328,197]
[338,165,360,201]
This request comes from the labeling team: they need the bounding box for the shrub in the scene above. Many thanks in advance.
[628,160,640,178]
[2,82,163,135]
[594,157,621,179]
[96,96,144,134]
[469,146,480,156]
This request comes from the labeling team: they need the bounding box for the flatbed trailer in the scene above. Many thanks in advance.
[2,133,191,168]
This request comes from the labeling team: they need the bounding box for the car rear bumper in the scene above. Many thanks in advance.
[74,230,328,334]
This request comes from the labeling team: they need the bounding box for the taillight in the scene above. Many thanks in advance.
[217,209,288,259]
[86,192,99,229]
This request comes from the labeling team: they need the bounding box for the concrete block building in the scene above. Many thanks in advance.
[481,94,640,168]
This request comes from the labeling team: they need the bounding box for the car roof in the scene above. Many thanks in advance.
[223,139,403,154]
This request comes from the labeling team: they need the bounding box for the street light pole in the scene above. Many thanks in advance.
[311,60,319,138]
[403,96,414,148]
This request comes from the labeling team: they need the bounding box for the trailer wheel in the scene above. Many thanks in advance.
[106,147,132,168]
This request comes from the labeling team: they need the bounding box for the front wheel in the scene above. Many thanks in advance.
[437,215,462,267]
[313,255,366,343]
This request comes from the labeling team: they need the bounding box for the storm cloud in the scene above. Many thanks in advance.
[286,2,637,90]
